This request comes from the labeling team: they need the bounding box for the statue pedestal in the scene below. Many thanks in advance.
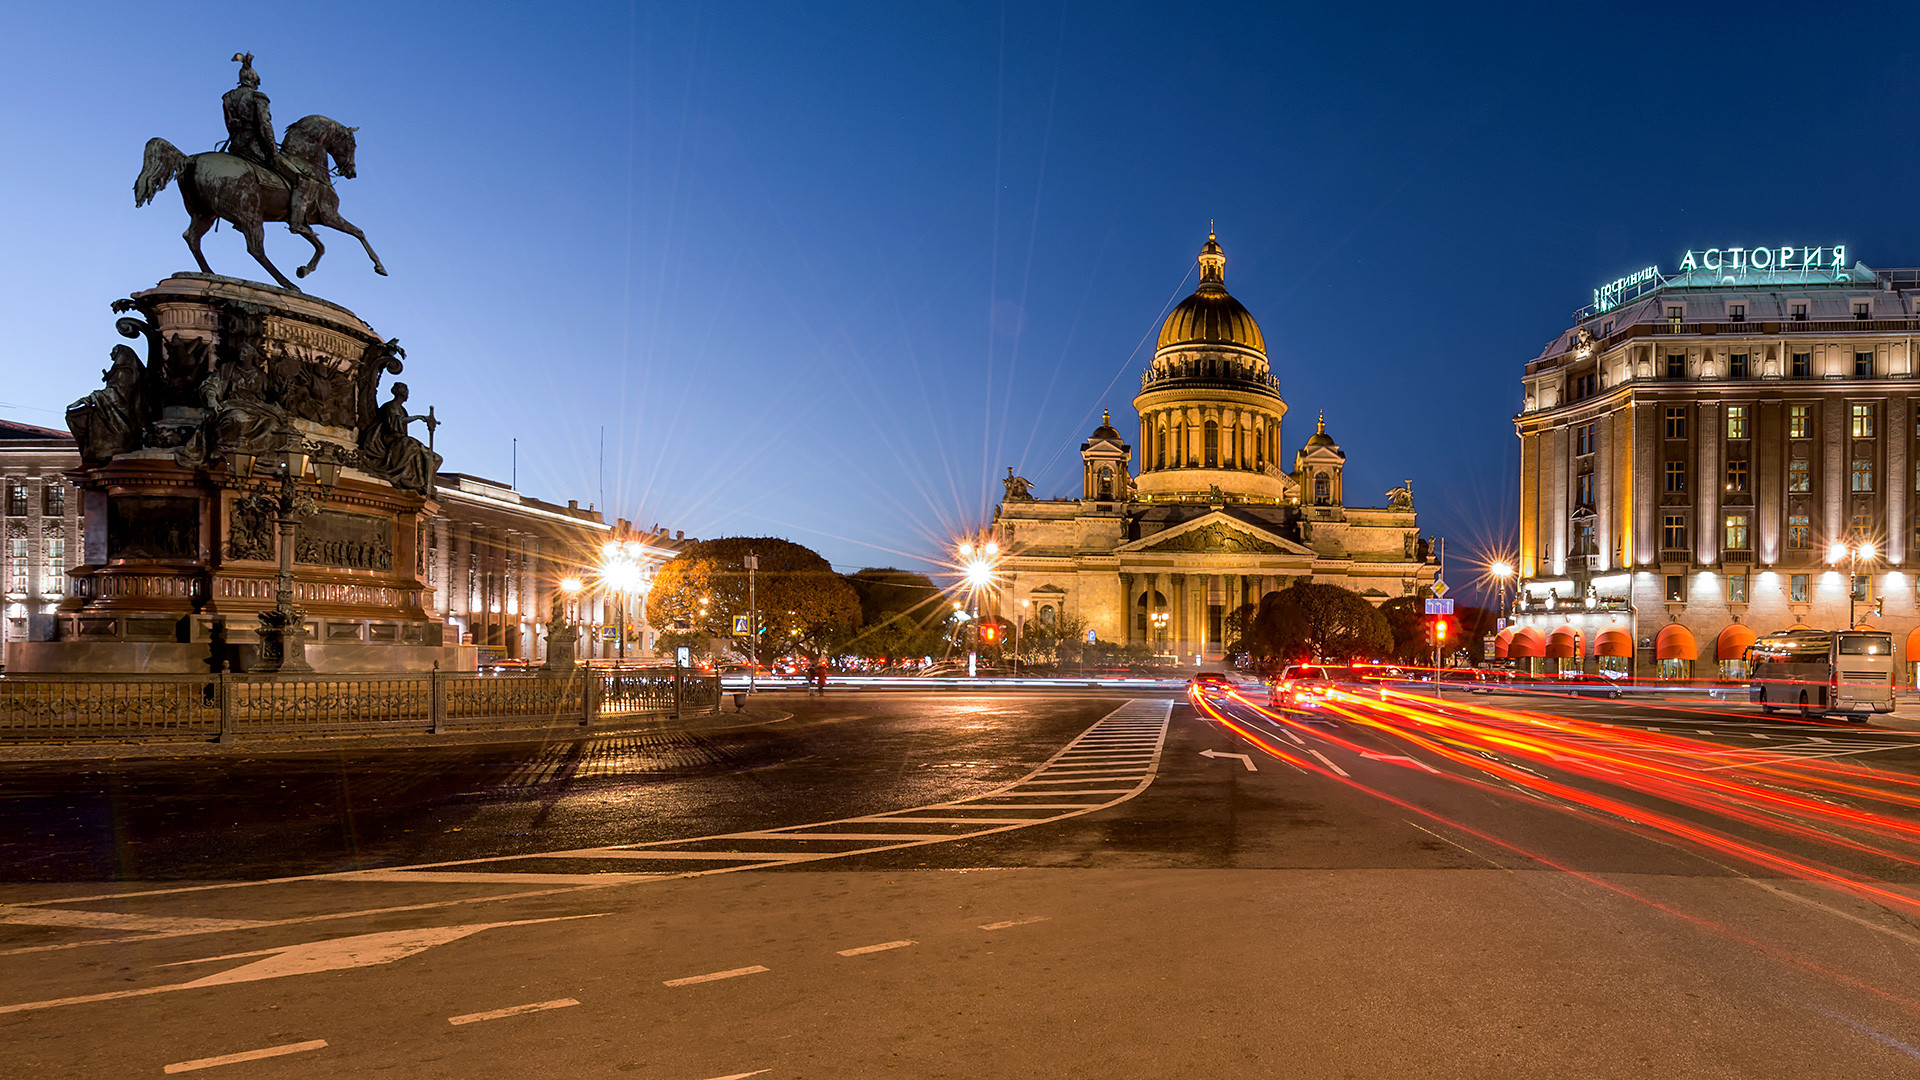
[13,274,468,675]
[543,624,579,671]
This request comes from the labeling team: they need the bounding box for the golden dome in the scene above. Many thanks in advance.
[1156,230,1266,353]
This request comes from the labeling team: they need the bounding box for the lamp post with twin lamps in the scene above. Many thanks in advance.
[1828,539,1880,628]
[231,433,340,673]
[956,536,1000,678]
[600,540,651,664]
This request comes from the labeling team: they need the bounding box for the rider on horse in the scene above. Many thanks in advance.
[220,53,322,231]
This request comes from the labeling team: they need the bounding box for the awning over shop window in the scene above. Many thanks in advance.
[1716,624,1757,661]
[1493,628,1514,659]
[1594,628,1632,657]
[1904,626,1920,665]
[1509,626,1546,658]
[1546,626,1583,658]
[1655,624,1697,661]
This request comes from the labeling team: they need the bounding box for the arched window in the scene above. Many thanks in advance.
[1204,421,1219,467]
[1039,604,1056,628]
[1155,425,1166,469]
[1134,589,1168,638]
[1314,473,1330,504]
[1097,466,1114,499]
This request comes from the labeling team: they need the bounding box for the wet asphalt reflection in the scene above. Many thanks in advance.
[0,694,1132,882]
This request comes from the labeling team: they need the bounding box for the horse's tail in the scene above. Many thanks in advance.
[134,138,187,207]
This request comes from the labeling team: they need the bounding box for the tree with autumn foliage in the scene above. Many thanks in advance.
[646,537,862,661]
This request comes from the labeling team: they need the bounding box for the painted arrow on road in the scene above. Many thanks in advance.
[0,914,606,1015]
[1199,750,1257,771]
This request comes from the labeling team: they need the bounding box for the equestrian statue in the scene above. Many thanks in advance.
[134,53,387,292]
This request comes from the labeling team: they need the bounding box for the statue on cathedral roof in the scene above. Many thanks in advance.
[1003,467,1034,501]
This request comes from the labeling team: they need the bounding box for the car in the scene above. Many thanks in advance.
[1271,664,1355,708]
[1187,671,1235,697]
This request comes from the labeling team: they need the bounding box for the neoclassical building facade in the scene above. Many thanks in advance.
[993,232,1438,662]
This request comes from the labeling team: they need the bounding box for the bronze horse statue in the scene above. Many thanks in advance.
[134,115,386,291]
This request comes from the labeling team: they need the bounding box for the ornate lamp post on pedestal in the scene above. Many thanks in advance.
[231,433,339,673]
[1150,611,1170,657]
[1828,540,1879,628]
[955,535,1000,678]
[600,540,646,665]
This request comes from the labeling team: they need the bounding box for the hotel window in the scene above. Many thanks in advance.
[1852,404,1875,438]
[1792,352,1812,378]
[1856,352,1874,378]
[41,538,63,596]
[1575,423,1595,455]
[1854,301,1871,320]
[1729,352,1749,379]
[1725,459,1749,493]
[1664,407,1687,439]
[1663,515,1687,549]
[1728,303,1746,322]
[1574,522,1596,555]
[1852,458,1875,492]
[1726,406,1748,439]
[1728,574,1748,603]
[1603,320,1614,336]
[1789,460,1811,493]
[1788,514,1811,549]
[1665,460,1686,492]
[1575,472,1594,507]
[1203,421,1218,467]
[1790,574,1809,602]
[7,539,25,593]
[1853,576,1869,603]
[1790,404,1812,438]
[1791,302,1808,321]
[1724,513,1750,551]
[1914,513,1920,552]
[1667,305,1684,326]
[1852,512,1874,538]
[1665,575,1685,602]
[1665,353,1686,379]
[5,484,24,517]
[43,484,64,518]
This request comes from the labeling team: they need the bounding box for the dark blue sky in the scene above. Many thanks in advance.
[7,2,1920,585]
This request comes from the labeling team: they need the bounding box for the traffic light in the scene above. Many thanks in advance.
[1434,619,1449,644]
[982,625,997,644]
[1874,596,1885,618]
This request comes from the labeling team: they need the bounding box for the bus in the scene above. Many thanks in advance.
[1745,628,1896,720]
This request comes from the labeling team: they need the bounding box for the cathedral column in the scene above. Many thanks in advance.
[1118,572,1133,645]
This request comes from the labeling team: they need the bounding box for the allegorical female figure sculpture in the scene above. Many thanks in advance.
[66,345,146,464]
[361,382,441,493]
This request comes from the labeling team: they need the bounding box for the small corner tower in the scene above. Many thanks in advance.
[1294,411,1346,511]
[1081,410,1132,503]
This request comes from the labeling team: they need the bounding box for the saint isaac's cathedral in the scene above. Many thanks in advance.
[992,231,1439,661]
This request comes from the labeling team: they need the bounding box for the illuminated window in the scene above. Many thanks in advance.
[1852,404,1875,438]
[1728,575,1748,603]
[1725,459,1748,493]
[1663,515,1687,549]
[1852,459,1875,492]
[1665,460,1686,493]
[1203,421,1218,468]
[1574,472,1593,507]
[42,483,63,518]
[1574,521,1596,555]
[1787,515,1811,549]
[1790,574,1809,602]
[1792,352,1811,378]
[1856,352,1874,378]
[41,538,63,596]
[4,484,23,517]
[1313,474,1330,505]
[1575,423,1595,455]
[1724,514,1749,551]
[1665,353,1686,379]
[1667,305,1684,325]
[1730,352,1749,378]
[1665,575,1685,602]
[1664,407,1687,439]
[1155,427,1166,470]
[1789,460,1811,493]
[1852,576,1868,602]
[1726,406,1748,439]
[1789,404,1812,438]
[7,539,25,593]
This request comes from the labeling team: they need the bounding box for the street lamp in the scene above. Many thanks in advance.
[954,534,1001,678]
[1828,539,1879,627]
[600,539,647,664]
[1489,560,1515,618]
[232,432,339,673]
[1150,611,1170,656]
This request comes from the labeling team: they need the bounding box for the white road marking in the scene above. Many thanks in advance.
[697,1071,770,1080]
[0,915,604,1015]
[1306,749,1350,777]
[448,998,580,1025]
[1199,750,1257,771]
[337,870,660,884]
[1360,752,1440,774]
[163,1040,327,1073]
[0,908,269,935]
[664,965,769,987]
[836,939,915,956]
[1022,775,1147,784]
[979,916,1049,930]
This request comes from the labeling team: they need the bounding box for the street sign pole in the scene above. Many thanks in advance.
[744,553,759,700]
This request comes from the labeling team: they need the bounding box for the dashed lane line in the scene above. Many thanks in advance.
[979,916,1049,930]
[664,966,770,987]
[836,940,915,956]
[448,998,580,1026]
[162,1040,328,1073]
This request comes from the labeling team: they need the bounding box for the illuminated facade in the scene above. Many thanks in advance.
[1513,247,1920,679]
[0,421,82,670]
[993,232,1438,662]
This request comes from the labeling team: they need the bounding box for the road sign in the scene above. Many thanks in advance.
[676,646,690,666]
[1424,598,1454,615]
[1086,629,1097,644]
[1430,577,1449,598]
[732,615,750,635]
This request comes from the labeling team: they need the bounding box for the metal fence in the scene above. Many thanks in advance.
[0,669,721,743]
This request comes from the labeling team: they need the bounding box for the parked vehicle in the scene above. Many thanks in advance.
[1270,664,1357,708]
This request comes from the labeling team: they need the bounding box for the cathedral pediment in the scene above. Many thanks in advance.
[1120,512,1310,556]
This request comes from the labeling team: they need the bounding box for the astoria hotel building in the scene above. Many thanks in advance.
[1514,246,1920,680]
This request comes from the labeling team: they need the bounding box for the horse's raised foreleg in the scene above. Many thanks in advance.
[183,212,215,275]
[242,221,300,292]
[314,205,388,277]
[292,224,325,279]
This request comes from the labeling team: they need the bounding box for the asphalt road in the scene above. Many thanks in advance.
[7,688,1920,1078]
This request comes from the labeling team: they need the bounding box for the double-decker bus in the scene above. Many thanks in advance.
[1746,628,1896,720]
